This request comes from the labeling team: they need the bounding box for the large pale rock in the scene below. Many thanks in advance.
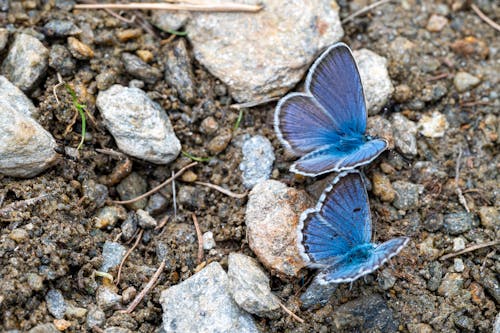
[1,33,49,92]
[353,49,394,115]
[186,0,343,102]
[0,76,38,118]
[0,108,58,178]
[96,85,181,164]
[160,262,259,333]
[245,180,310,277]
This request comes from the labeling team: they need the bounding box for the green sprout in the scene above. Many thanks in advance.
[182,151,211,162]
[233,109,244,130]
[166,29,188,36]
[65,85,87,150]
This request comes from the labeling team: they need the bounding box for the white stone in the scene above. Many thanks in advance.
[418,111,448,138]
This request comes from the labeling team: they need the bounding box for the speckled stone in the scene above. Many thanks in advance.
[392,181,424,210]
[478,206,499,230]
[67,37,94,59]
[207,129,232,155]
[418,111,449,138]
[239,135,275,189]
[100,241,127,272]
[372,172,396,202]
[443,212,474,235]
[45,289,67,319]
[0,75,38,118]
[116,172,148,210]
[122,52,161,84]
[391,113,417,156]
[438,273,464,297]
[453,71,480,92]
[163,38,196,105]
[426,14,448,32]
[245,180,310,277]
[94,205,127,229]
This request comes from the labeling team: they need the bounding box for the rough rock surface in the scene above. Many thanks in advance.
[0,75,38,118]
[239,135,275,189]
[186,0,343,102]
[245,180,310,277]
[96,85,181,164]
[160,262,259,333]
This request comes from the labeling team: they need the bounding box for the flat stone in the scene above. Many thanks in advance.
[43,19,81,37]
[96,85,181,164]
[96,285,122,311]
[0,75,38,118]
[45,289,67,319]
[392,181,424,210]
[299,278,337,310]
[100,241,127,272]
[160,262,259,333]
[163,38,196,104]
[1,33,49,92]
[417,111,449,138]
[116,172,148,210]
[478,206,499,230]
[443,212,474,235]
[122,52,161,85]
[186,0,343,102]
[372,172,396,203]
[391,113,417,156]
[239,135,275,189]
[453,71,480,92]
[426,14,448,32]
[94,205,127,229]
[0,107,58,178]
[353,49,394,115]
[228,253,280,318]
[438,272,464,297]
[136,209,157,229]
[202,231,216,250]
[28,324,60,333]
[245,180,310,277]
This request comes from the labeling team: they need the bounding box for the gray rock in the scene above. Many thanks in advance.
[422,212,443,232]
[86,306,106,329]
[478,206,499,230]
[116,172,148,210]
[453,258,464,272]
[100,241,127,272]
[49,45,76,77]
[145,193,169,215]
[152,11,190,32]
[178,185,206,209]
[453,71,480,92]
[28,323,60,333]
[160,262,259,333]
[391,113,417,156]
[186,0,343,102]
[0,28,8,52]
[378,268,396,290]
[45,289,66,319]
[353,49,394,115]
[0,75,38,118]
[96,69,118,91]
[104,328,133,333]
[163,38,196,104]
[245,180,310,277]
[82,179,109,208]
[427,261,443,291]
[122,52,162,85]
[300,278,337,310]
[96,285,122,311]
[443,212,474,235]
[452,237,466,252]
[454,315,474,332]
[228,253,280,318]
[331,294,398,332]
[121,212,138,241]
[94,205,127,229]
[437,273,464,297]
[43,19,81,37]
[202,231,216,250]
[471,268,500,303]
[392,181,424,210]
[239,135,275,189]
[1,33,49,92]
[136,209,157,229]
[494,312,500,333]
[0,107,58,178]
[96,85,181,164]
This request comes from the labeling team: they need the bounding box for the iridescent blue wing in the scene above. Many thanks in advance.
[274,93,341,155]
[306,43,367,136]
[314,237,409,284]
[298,171,371,265]
[290,139,388,177]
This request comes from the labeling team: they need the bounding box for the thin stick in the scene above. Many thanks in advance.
[154,215,170,231]
[172,170,177,219]
[455,147,470,213]
[112,162,197,204]
[191,213,204,264]
[120,259,166,314]
[95,148,127,159]
[230,96,280,110]
[75,2,262,12]
[278,301,304,324]
[471,4,500,32]
[0,194,49,218]
[342,0,393,24]
[116,229,144,285]
[440,240,500,261]
[426,72,450,82]
[53,73,64,105]
[194,181,247,199]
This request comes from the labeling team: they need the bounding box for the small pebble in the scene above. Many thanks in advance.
[418,111,448,138]
[207,129,232,155]
[122,52,161,84]
[202,231,216,250]
[27,273,44,291]
[43,19,81,37]
[452,237,466,252]
[9,228,29,242]
[392,181,424,210]
[121,212,138,241]
[136,49,153,63]
[116,28,142,42]
[427,261,443,291]
[95,69,118,91]
[137,209,157,229]
[145,193,169,215]
[392,113,417,156]
[426,14,448,32]
[443,212,474,235]
[65,304,87,319]
[122,286,137,304]
[181,170,198,182]
[100,241,127,272]
[478,206,499,230]
[438,272,464,297]
[67,37,94,59]
[372,172,396,202]
[163,38,196,104]
[378,268,396,290]
[96,286,122,311]
[48,45,76,76]
[453,258,464,272]
[453,71,480,92]
[393,84,412,103]
[86,306,106,329]
[239,135,275,189]
[454,315,474,332]
[53,319,71,331]
[94,205,127,229]
[116,172,148,210]
[200,116,219,135]
[45,289,67,319]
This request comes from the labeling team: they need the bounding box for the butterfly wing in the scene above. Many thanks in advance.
[315,237,409,284]
[290,138,388,176]
[274,93,341,155]
[306,43,367,136]
[298,171,371,265]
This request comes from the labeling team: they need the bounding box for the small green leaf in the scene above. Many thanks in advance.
[182,151,211,162]
[166,29,188,36]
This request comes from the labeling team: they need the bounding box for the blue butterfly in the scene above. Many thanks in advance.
[274,43,388,176]
[297,170,409,284]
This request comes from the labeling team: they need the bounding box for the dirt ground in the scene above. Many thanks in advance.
[0,1,498,332]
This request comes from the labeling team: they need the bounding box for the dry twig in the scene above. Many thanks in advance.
[154,215,170,231]
[0,194,49,218]
[191,213,204,264]
[194,181,248,199]
[455,147,470,213]
[440,240,500,261]
[342,0,393,24]
[112,162,198,204]
[471,4,500,32]
[120,259,166,314]
[75,2,262,12]
[116,229,144,285]
[172,170,177,218]
[278,301,304,324]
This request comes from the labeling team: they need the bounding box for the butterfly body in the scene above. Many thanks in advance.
[275,43,388,176]
[297,170,409,285]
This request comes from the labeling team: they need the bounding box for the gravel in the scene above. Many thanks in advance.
[239,135,275,189]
